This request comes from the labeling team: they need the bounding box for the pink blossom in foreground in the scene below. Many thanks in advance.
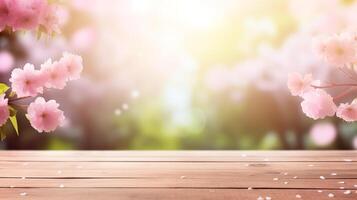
[287,73,313,96]
[336,101,357,122]
[10,63,45,97]
[301,89,337,120]
[309,122,336,146]
[0,95,9,126]
[314,33,357,66]
[27,97,65,132]
[58,52,83,80]
[40,59,67,89]
[0,51,82,136]
[0,51,14,73]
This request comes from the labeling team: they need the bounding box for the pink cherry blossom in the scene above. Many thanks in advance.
[336,101,357,122]
[0,0,65,33]
[58,52,83,80]
[10,63,45,97]
[0,94,9,126]
[39,4,61,34]
[287,72,313,96]
[0,0,11,31]
[309,122,336,146]
[0,51,14,73]
[40,59,67,89]
[301,89,337,120]
[314,33,357,66]
[9,0,46,31]
[10,9,39,31]
[27,97,65,132]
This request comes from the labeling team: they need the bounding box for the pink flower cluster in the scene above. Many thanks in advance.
[288,33,357,122]
[288,32,357,121]
[288,72,357,121]
[10,52,83,98]
[0,0,62,34]
[314,32,357,67]
[0,52,83,133]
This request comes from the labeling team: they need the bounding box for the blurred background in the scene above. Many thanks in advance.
[1,0,357,150]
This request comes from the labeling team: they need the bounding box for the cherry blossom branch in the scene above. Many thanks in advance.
[288,32,357,122]
[10,104,28,112]
[1,52,83,134]
[333,87,357,101]
[8,96,32,103]
[311,83,357,89]
[339,67,357,82]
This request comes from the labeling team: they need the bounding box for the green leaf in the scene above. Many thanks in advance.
[9,115,18,136]
[0,83,9,95]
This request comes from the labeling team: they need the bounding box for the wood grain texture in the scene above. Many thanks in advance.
[0,189,356,200]
[0,150,356,161]
[0,151,356,199]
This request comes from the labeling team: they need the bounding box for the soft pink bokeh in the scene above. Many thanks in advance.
[309,122,336,146]
[353,136,357,149]
[0,51,14,73]
[70,27,96,52]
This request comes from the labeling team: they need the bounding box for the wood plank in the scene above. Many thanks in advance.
[0,151,356,162]
[0,188,355,200]
[0,161,354,189]
[0,178,356,189]
[0,151,356,199]
[0,161,355,179]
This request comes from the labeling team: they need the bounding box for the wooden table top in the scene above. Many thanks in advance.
[0,151,356,200]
